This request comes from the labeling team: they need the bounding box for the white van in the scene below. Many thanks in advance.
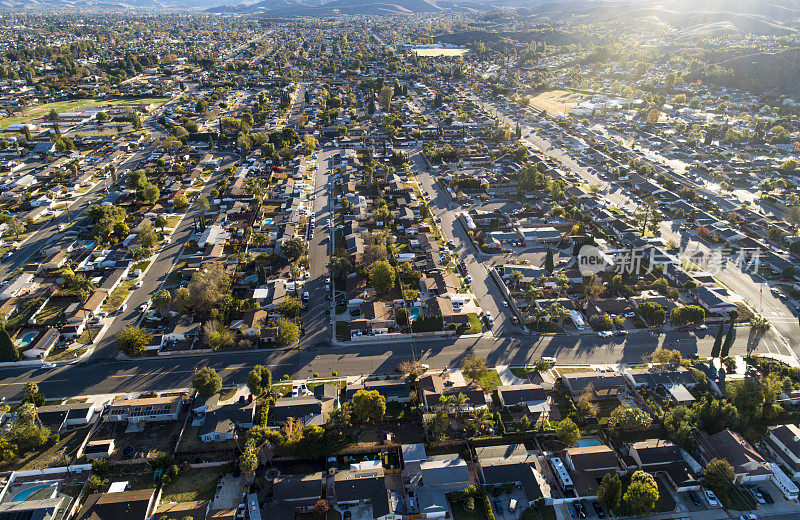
[508,499,517,512]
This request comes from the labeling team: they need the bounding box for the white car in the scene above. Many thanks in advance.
[597,331,613,337]
[704,489,720,508]
[134,281,143,288]
[41,363,56,369]
[739,515,757,520]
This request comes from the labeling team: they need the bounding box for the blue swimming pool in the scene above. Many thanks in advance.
[11,484,54,502]
[410,308,421,320]
[576,437,603,447]
[16,331,39,349]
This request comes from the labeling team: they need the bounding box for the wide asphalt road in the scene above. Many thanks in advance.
[0,324,756,401]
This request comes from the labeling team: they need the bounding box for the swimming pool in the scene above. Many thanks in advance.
[409,308,421,320]
[16,331,39,348]
[576,437,603,447]
[11,483,55,502]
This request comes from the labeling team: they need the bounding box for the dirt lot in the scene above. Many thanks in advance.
[528,89,591,117]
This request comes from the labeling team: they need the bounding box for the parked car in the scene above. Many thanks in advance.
[41,363,56,369]
[756,487,773,504]
[705,489,720,508]
[687,491,702,506]
[750,488,766,504]
[738,514,757,520]
[597,330,613,337]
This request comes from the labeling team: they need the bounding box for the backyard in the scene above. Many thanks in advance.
[161,466,226,503]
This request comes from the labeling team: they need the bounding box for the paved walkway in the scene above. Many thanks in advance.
[496,365,526,385]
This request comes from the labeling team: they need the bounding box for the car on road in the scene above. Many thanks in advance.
[597,330,613,337]
[41,363,56,369]
[138,303,148,311]
[704,489,720,508]
[134,280,143,288]
[738,514,757,520]
[118,303,127,313]
[614,330,628,336]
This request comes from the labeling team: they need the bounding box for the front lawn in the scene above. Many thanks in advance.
[463,313,483,334]
[103,280,135,312]
[161,467,225,503]
[477,370,502,392]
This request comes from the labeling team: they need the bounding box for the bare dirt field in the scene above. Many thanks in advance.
[528,89,591,117]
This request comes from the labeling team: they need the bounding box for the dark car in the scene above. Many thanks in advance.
[592,502,605,518]
[688,491,702,506]
[757,487,774,504]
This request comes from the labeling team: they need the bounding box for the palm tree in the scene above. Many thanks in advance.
[469,408,494,435]
[747,316,771,361]
[508,270,524,292]
[437,394,455,414]
[452,392,468,418]
[524,284,543,313]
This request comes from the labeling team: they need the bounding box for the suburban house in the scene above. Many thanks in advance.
[271,472,324,520]
[496,384,550,420]
[196,396,257,443]
[270,396,336,426]
[698,429,772,483]
[627,439,701,492]
[686,286,738,315]
[37,402,97,432]
[332,467,393,520]
[417,374,489,413]
[345,379,411,403]
[563,445,624,499]
[107,395,183,424]
[475,444,547,507]
[761,424,800,481]
[561,371,628,401]
[403,452,471,518]
[76,489,158,520]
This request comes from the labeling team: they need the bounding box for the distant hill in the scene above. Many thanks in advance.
[209,0,447,15]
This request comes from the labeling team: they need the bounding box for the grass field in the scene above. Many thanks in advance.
[413,47,468,57]
[0,97,169,130]
[161,467,225,503]
[528,90,591,117]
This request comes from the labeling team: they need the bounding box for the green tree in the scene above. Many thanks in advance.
[275,296,304,318]
[246,365,272,396]
[276,318,300,347]
[782,159,798,171]
[116,326,152,357]
[598,473,622,511]
[633,196,661,236]
[195,196,209,213]
[544,248,554,273]
[192,367,222,398]
[711,324,724,358]
[609,406,653,432]
[152,289,172,316]
[239,448,258,475]
[0,326,19,362]
[637,300,665,326]
[283,237,308,261]
[369,260,395,294]
[461,354,488,385]
[705,458,735,494]
[555,418,580,446]
[173,192,188,210]
[424,410,449,441]
[154,215,168,232]
[139,222,157,250]
[721,315,736,358]
[623,471,659,516]
[352,389,386,423]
